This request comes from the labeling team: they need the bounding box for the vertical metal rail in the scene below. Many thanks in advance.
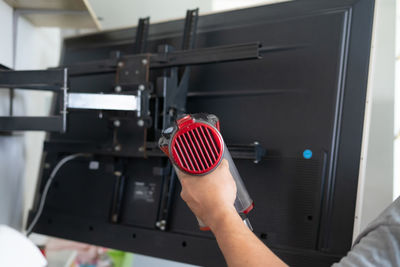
[155,9,199,231]
[135,17,150,54]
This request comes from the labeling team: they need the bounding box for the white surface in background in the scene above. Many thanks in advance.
[212,0,290,12]
[0,0,61,232]
[85,0,291,31]
[0,0,12,67]
[0,0,24,230]
[86,0,212,30]
[394,0,400,200]
[356,0,396,235]
[14,19,61,230]
[0,225,47,267]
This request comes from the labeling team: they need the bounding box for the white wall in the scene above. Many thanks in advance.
[0,0,61,230]
[0,0,12,67]
[212,0,290,12]
[394,0,400,200]
[87,0,213,30]
[0,0,24,230]
[354,0,396,236]
[15,18,61,231]
[85,0,292,30]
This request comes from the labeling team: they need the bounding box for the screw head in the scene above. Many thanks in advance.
[114,171,122,176]
[98,111,103,119]
[162,127,174,136]
[142,59,148,65]
[113,120,121,127]
[138,84,145,91]
[114,86,122,92]
[117,61,124,67]
[114,145,121,151]
[137,119,144,127]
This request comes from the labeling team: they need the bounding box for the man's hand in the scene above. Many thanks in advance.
[175,158,287,267]
[176,159,238,230]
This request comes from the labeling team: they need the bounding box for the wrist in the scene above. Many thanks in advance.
[208,206,242,233]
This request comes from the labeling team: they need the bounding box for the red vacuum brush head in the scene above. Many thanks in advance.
[170,116,224,175]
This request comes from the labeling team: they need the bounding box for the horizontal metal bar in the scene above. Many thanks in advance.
[43,141,265,160]
[67,93,138,111]
[66,59,116,76]
[149,42,261,68]
[0,69,66,90]
[63,42,261,76]
[258,44,307,54]
[0,116,64,132]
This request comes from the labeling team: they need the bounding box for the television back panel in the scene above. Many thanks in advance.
[30,0,374,266]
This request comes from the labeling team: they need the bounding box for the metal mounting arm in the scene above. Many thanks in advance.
[0,68,69,132]
[0,68,140,132]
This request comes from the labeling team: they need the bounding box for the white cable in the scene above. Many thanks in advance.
[26,153,90,236]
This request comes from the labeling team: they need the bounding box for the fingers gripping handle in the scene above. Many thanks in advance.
[173,165,211,231]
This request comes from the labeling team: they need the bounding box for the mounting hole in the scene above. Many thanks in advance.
[132,233,136,239]
[260,233,267,240]
[182,241,187,247]
[307,215,313,221]
[47,218,53,224]
[89,226,94,231]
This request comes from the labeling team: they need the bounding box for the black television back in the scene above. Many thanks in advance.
[30,0,374,266]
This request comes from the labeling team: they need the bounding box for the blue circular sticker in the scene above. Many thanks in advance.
[303,149,313,159]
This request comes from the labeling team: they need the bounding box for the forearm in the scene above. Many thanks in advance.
[177,160,287,266]
[210,208,287,267]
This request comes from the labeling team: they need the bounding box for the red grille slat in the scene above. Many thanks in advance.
[205,128,219,156]
[181,134,200,171]
[189,130,209,168]
[174,141,188,169]
[194,128,212,166]
[199,126,217,161]
[185,132,206,170]
[177,136,196,170]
